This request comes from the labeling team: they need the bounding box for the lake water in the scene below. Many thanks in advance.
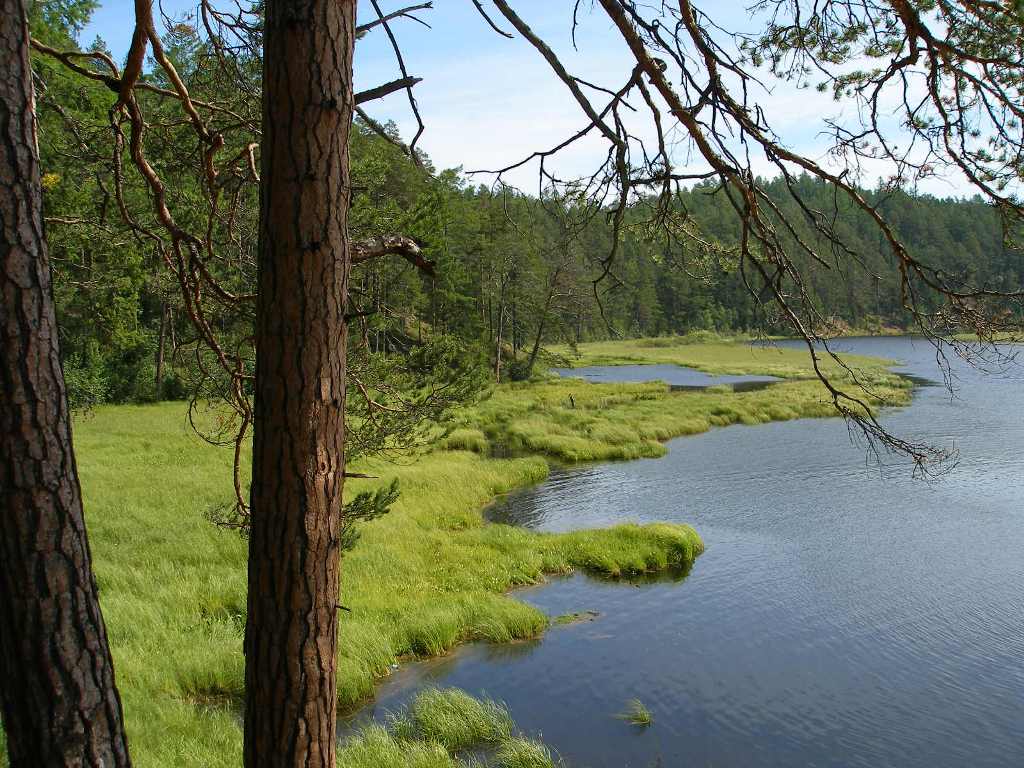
[351,337,1024,768]
[551,363,780,390]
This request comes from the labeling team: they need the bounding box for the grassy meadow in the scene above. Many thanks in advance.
[0,337,911,767]
[550,334,898,378]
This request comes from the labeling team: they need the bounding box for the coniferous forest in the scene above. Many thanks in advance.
[31,4,1022,407]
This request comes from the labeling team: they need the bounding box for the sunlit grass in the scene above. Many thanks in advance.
[336,688,558,768]
[549,335,896,379]
[493,737,560,767]
[337,723,460,768]
[448,375,910,463]
[390,688,513,751]
[21,397,702,766]
[0,337,910,766]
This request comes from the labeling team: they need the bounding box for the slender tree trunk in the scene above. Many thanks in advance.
[526,263,564,375]
[243,2,355,767]
[154,301,167,400]
[525,315,546,372]
[487,294,493,342]
[494,292,506,383]
[511,296,519,356]
[0,4,132,765]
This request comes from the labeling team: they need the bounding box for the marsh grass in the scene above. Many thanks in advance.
[550,610,600,626]
[448,374,909,463]
[29,399,702,766]
[337,688,558,768]
[550,336,896,379]
[493,737,560,767]
[336,724,460,768]
[390,688,513,750]
[616,698,653,727]
[1,338,908,766]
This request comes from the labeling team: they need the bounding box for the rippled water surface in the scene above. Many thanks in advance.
[354,338,1024,768]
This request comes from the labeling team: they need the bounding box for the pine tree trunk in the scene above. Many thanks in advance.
[243,1,355,766]
[0,3,132,765]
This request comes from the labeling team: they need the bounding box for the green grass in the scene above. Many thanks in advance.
[1,336,910,766]
[3,399,701,766]
[616,698,653,727]
[447,375,910,463]
[336,688,559,768]
[493,737,560,767]
[337,724,460,768]
[390,688,513,751]
[550,335,896,378]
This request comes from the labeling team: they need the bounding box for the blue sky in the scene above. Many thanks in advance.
[80,1,968,195]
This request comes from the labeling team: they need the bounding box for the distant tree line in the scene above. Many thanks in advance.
[29,4,1022,406]
[45,122,1021,402]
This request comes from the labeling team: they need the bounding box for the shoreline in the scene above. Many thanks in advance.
[335,342,914,718]
[9,338,912,767]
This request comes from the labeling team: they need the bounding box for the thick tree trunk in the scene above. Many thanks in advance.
[243,2,355,767]
[0,4,132,766]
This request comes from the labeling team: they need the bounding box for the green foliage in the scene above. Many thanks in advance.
[341,480,400,552]
[27,0,96,45]
[346,334,490,462]
[33,0,1022,413]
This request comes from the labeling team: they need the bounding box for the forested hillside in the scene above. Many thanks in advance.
[31,3,1022,406]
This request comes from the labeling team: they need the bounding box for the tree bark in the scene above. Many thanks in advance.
[0,3,132,765]
[154,301,167,400]
[243,1,355,766]
[526,263,564,375]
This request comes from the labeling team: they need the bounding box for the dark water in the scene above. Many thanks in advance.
[552,363,780,389]
[353,338,1024,768]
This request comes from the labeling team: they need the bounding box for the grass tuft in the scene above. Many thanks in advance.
[338,688,557,768]
[616,698,653,727]
[550,610,599,626]
[337,723,460,768]
[390,687,513,751]
[494,737,560,768]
